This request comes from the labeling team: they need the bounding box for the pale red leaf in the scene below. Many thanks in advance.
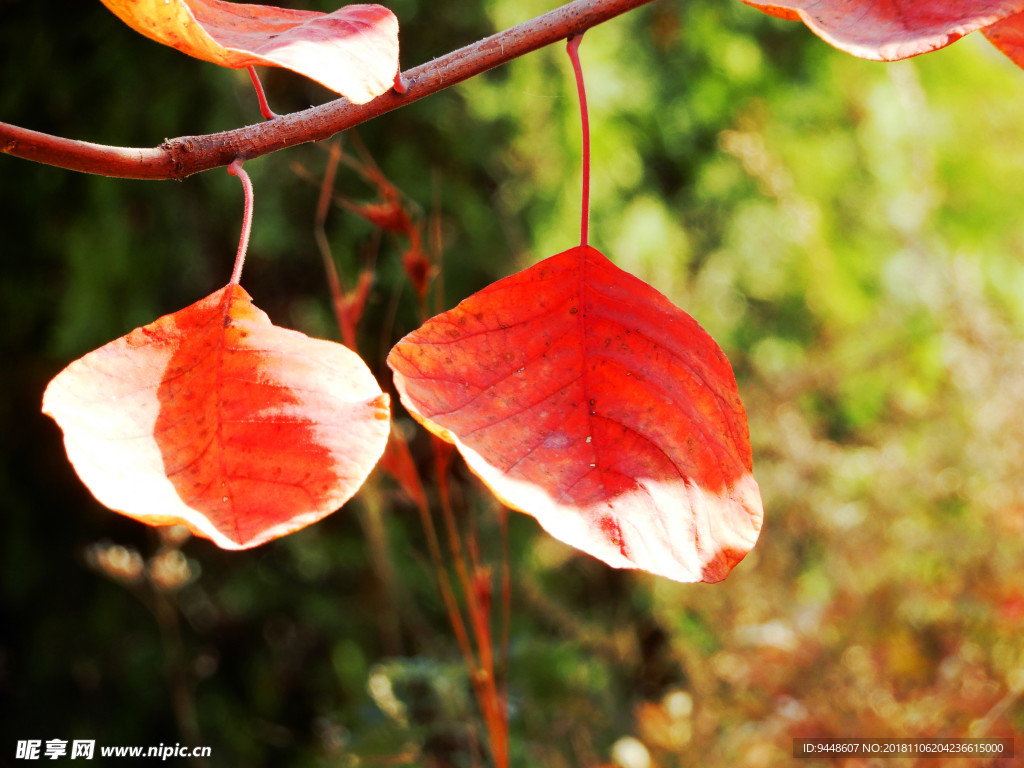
[983,12,1024,69]
[99,0,400,104]
[743,0,1024,61]
[387,245,763,584]
[43,285,390,549]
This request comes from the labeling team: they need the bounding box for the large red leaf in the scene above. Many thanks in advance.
[387,245,762,584]
[43,285,390,549]
[99,0,400,104]
[743,0,1024,61]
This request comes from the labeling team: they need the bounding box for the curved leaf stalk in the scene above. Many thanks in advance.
[226,159,253,285]
[246,65,278,121]
[567,33,591,247]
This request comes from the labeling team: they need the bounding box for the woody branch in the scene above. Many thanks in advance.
[0,0,657,181]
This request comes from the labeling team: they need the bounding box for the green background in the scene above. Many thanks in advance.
[3,0,1024,765]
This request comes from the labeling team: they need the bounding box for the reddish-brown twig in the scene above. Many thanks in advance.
[0,0,657,180]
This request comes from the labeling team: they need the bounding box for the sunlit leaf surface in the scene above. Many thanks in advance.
[44,285,390,548]
[744,0,1024,61]
[389,245,762,583]
[99,0,400,103]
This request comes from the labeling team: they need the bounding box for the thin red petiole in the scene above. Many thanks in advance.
[227,159,253,285]
[567,33,590,248]
[247,65,278,120]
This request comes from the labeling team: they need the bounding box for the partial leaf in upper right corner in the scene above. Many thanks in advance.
[983,11,1024,71]
[743,0,1024,61]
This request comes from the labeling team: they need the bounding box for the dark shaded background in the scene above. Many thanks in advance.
[3,0,1024,765]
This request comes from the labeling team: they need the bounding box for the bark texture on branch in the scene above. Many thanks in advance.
[0,0,657,180]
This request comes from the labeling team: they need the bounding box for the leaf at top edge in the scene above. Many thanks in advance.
[43,284,390,549]
[983,12,1024,71]
[387,245,763,584]
[745,3,800,21]
[99,0,400,104]
[743,0,1024,61]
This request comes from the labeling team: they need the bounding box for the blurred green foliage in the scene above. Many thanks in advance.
[3,0,1024,765]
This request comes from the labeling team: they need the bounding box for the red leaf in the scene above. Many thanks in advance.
[743,0,1024,61]
[388,245,762,583]
[983,12,1024,69]
[43,285,390,549]
[99,0,400,104]
[747,3,800,21]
